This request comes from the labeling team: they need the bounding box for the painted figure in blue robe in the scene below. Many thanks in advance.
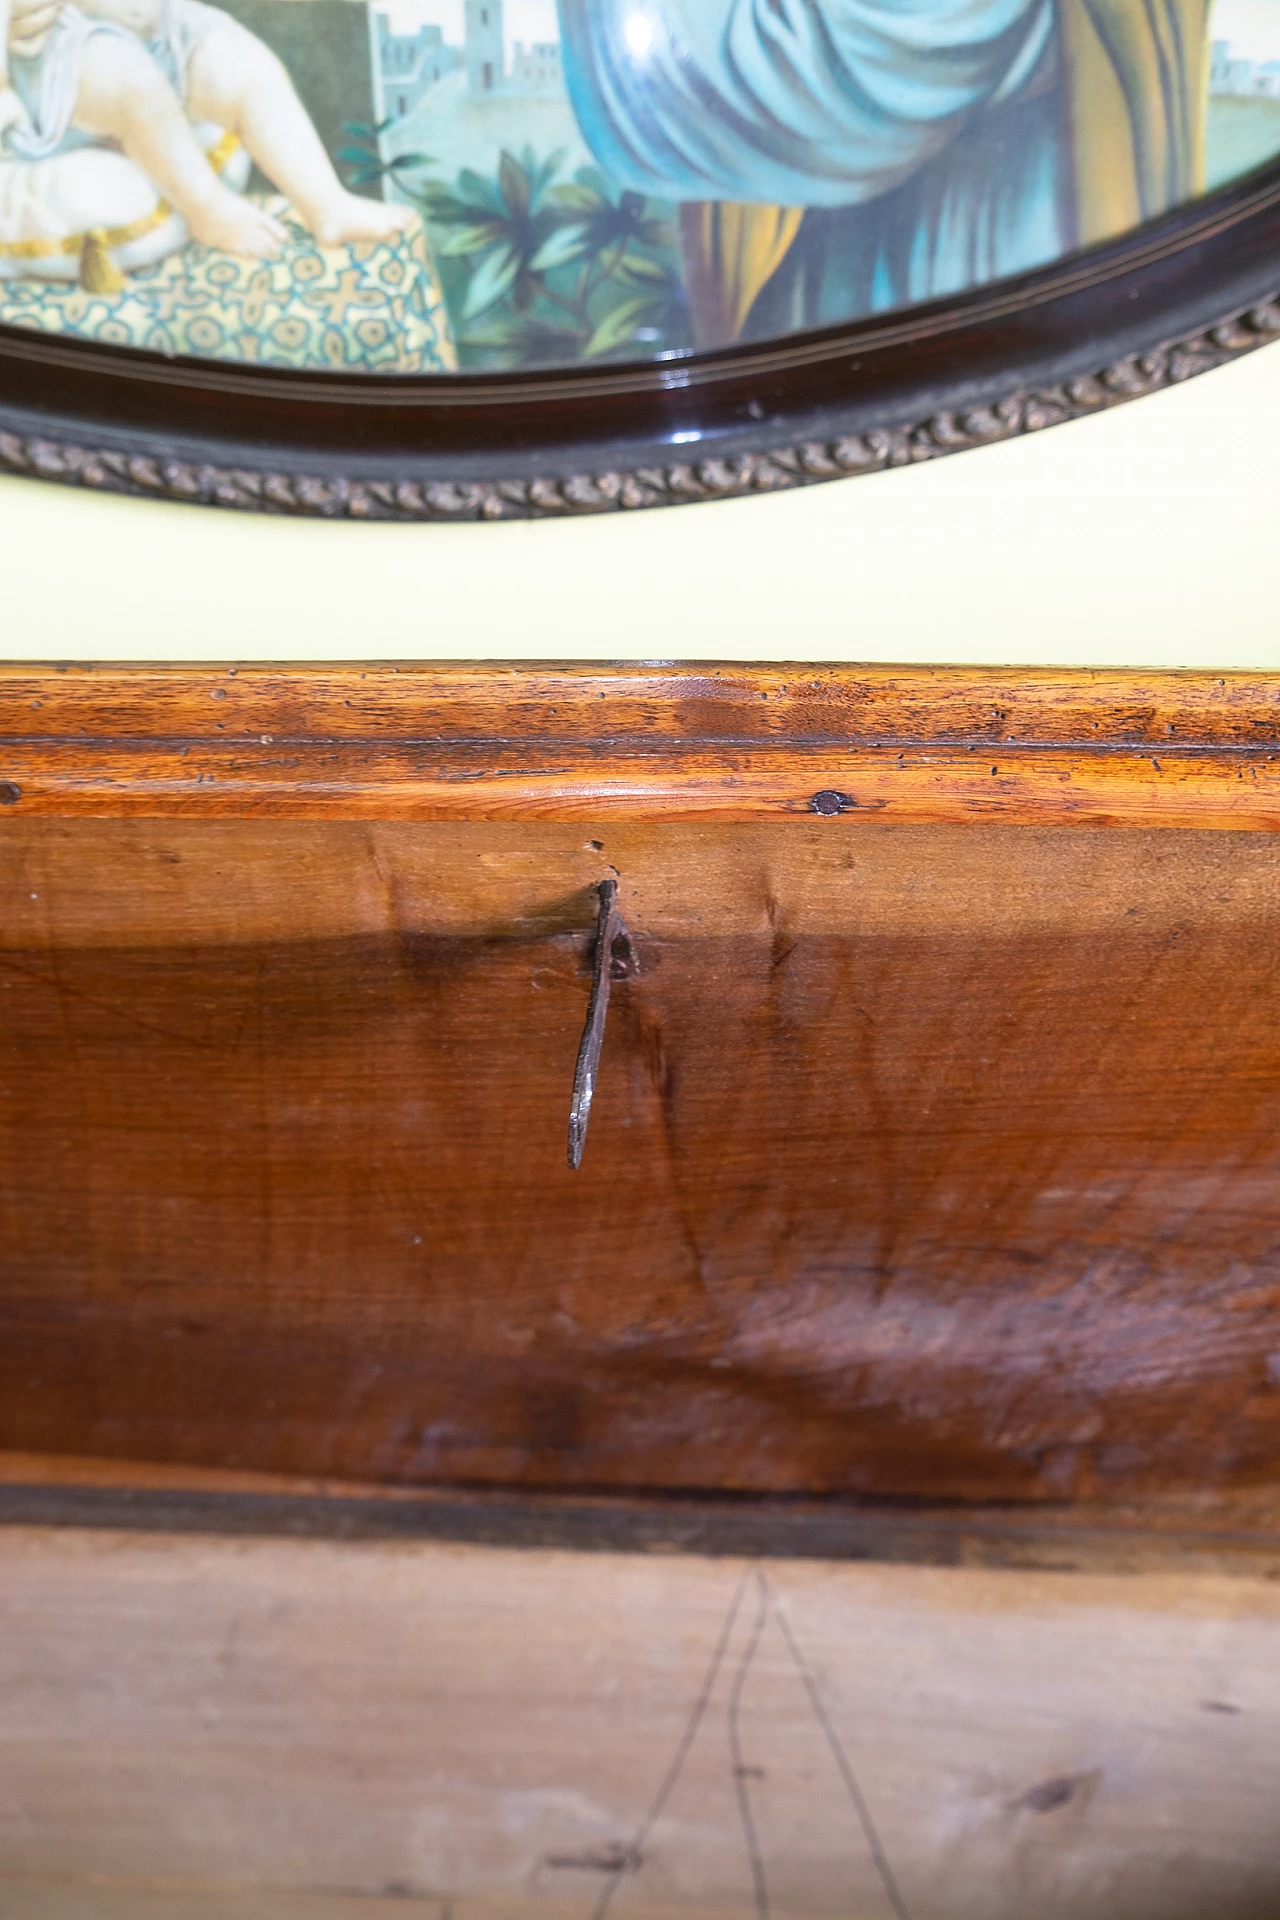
[558,0,1211,347]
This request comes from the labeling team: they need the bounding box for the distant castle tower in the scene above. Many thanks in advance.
[465,0,504,95]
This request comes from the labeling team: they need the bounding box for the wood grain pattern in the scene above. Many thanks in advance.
[2,1528,1279,1920]
[0,665,1279,825]
[4,814,1280,1513]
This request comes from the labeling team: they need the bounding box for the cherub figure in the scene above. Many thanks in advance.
[0,0,413,257]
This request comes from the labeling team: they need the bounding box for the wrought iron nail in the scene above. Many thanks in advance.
[568,877,629,1170]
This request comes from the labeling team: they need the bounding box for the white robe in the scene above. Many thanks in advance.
[0,0,244,278]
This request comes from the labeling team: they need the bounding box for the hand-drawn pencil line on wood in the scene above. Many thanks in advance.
[728,1573,773,1920]
[587,1566,754,1920]
[581,1565,915,1920]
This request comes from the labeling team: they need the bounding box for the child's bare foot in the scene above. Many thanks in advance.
[189,192,287,258]
[308,193,416,247]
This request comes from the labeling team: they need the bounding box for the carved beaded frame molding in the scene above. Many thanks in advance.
[0,160,1278,522]
[2,297,1277,521]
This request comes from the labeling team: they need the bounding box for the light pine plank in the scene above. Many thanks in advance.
[1,1528,1279,1919]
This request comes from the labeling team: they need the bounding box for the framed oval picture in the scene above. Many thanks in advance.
[0,0,1276,518]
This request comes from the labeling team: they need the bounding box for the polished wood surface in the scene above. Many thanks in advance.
[3,802,1279,1515]
[4,1528,1279,1920]
[0,663,1279,825]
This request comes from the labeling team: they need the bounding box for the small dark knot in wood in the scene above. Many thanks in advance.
[1019,1776,1080,1814]
[0,782,21,805]
[811,789,854,815]
[568,878,634,1171]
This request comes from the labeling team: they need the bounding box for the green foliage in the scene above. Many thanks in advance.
[416,146,689,367]
[338,121,435,194]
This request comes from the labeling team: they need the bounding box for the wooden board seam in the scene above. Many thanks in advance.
[4,1482,1280,1577]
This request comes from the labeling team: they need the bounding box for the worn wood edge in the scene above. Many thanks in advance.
[3,662,1280,742]
[1,745,1279,827]
[3,1465,1279,1575]
[2,665,1280,825]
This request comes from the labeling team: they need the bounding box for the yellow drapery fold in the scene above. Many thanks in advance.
[678,201,803,350]
[677,0,1212,348]
[1060,0,1212,245]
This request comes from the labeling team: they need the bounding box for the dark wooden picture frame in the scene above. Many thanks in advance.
[1,155,1277,524]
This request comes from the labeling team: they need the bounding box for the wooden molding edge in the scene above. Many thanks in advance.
[1,664,1279,827]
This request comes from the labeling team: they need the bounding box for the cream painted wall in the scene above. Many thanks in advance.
[2,338,1278,666]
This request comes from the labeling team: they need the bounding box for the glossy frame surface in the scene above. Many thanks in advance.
[0,158,1277,520]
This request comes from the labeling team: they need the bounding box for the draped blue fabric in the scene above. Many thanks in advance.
[557,0,1069,324]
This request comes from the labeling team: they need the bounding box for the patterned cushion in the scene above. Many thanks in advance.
[0,202,457,373]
